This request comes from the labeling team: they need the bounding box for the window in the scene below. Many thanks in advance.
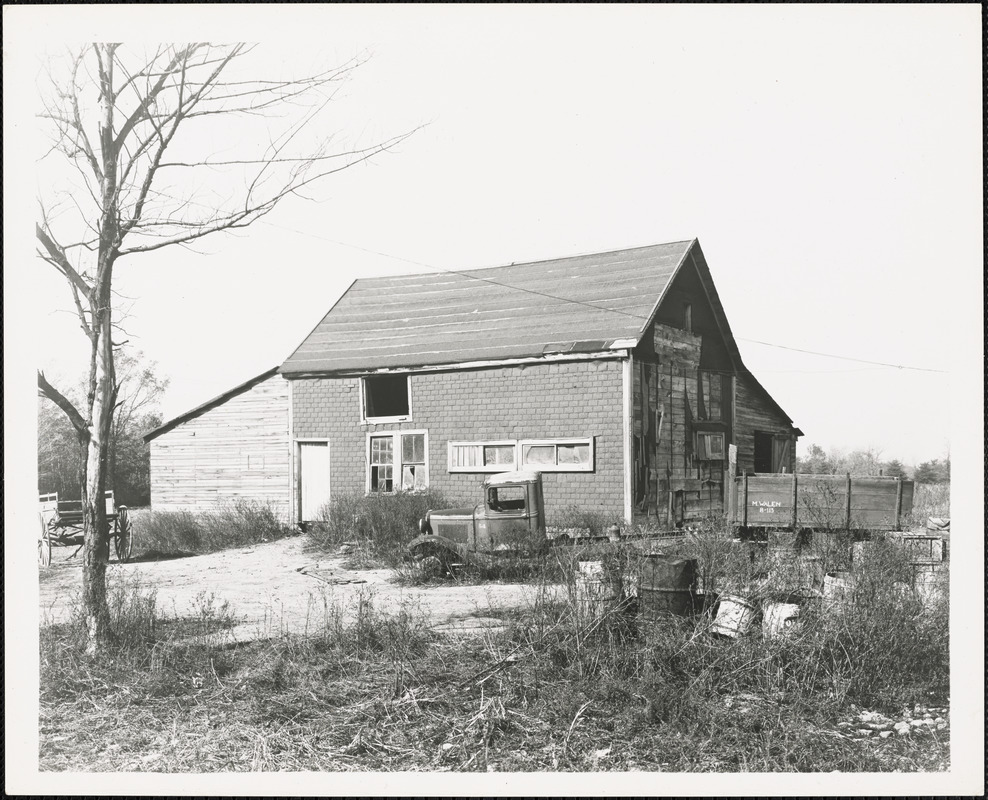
[367,431,428,492]
[519,438,594,472]
[362,374,410,422]
[448,440,518,472]
[488,485,526,512]
[683,303,693,332]
[696,431,725,460]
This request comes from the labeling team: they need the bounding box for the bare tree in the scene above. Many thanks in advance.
[37,43,414,653]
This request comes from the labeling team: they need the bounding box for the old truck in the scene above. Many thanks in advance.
[408,470,551,570]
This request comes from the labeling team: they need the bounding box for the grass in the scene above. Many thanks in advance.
[130,501,295,559]
[40,523,949,773]
[907,482,950,528]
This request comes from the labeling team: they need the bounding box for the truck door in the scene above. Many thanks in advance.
[486,484,531,553]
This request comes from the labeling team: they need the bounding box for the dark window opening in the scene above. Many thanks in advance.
[363,375,409,419]
[753,432,773,473]
[488,486,526,513]
[683,303,693,332]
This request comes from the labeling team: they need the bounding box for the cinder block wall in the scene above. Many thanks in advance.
[291,359,626,519]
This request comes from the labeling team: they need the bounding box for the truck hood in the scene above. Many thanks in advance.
[430,506,476,518]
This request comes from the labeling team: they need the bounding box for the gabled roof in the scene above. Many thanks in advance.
[144,367,280,442]
[280,240,695,374]
[278,239,800,430]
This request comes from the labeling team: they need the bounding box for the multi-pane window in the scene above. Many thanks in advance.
[448,441,518,472]
[519,439,593,472]
[368,431,428,493]
[401,433,427,490]
[449,438,594,473]
[696,431,725,461]
[369,435,394,492]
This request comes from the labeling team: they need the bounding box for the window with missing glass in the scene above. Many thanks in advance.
[519,438,594,472]
[367,431,428,492]
[362,374,411,422]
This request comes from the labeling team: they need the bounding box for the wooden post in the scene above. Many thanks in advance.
[726,443,737,524]
[894,477,903,531]
[742,471,749,527]
[845,472,852,530]
[790,471,798,529]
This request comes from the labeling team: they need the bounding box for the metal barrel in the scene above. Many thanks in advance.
[711,594,759,638]
[639,554,698,619]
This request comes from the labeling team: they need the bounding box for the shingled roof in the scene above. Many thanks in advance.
[280,240,697,374]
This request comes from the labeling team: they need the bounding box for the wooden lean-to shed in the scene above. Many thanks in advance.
[279,238,802,526]
[144,367,292,518]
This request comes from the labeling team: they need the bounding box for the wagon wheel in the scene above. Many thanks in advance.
[38,515,52,568]
[411,543,453,578]
[114,506,133,562]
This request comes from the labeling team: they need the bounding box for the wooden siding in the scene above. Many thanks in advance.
[734,375,797,475]
[149,374,291,517]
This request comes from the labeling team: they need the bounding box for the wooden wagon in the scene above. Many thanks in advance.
[38,490,133,567]
[728,473,914,533]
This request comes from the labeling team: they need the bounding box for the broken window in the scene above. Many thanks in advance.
[369,435,394,492]
[519,438,594,472]
[488,485,526,513]
[696,432,725,460]
[401,433,427,490]
[368,431,429,493]
[448,441,518,472]
[362,374,410,421]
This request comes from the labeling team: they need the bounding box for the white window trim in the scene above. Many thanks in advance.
[448,440,519,473]
[519,437,595,472]
[365,430,429,493]
[359,375,412,424]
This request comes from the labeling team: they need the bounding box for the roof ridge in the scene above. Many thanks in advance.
[351,239,697,284]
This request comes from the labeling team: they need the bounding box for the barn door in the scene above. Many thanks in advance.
[299,441,331,522]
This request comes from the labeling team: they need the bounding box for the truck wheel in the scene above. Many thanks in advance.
[418,555,444,579]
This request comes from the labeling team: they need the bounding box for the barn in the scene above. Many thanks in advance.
[279,239,802,525]
[144,367,292,518]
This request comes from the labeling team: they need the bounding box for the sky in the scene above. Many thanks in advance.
[10,5,981,467]
[3,6,984,796]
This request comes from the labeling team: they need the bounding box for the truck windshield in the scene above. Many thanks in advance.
[488,486,526,513]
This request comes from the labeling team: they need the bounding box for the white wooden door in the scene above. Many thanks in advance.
[299,441,331,521]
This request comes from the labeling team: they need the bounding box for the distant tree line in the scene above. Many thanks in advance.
[796,444,950,484]
[38,352,167,506]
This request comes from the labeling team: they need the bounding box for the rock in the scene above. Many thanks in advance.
[856,729,872,737]
[909,719,924,727]
[879,731,892,738]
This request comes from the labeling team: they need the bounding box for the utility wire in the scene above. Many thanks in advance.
[138,187,949,375]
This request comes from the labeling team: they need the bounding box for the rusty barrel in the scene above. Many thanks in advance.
[639,555,698,619]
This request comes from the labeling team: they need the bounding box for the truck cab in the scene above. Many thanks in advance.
[408,470,548,568]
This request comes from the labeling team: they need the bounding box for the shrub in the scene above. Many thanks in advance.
[307,489,463,568]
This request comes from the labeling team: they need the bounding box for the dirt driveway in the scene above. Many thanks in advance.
[39,536,547,641]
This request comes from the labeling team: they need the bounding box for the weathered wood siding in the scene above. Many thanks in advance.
[734,375,797,475]
[632,323,730,522]
[149,375,291,517]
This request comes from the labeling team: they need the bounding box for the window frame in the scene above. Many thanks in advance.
[365,429,430,493]
[695,431,726,461]
[448,440,519,473]
[519,437,595,473]
[360,374,412,424]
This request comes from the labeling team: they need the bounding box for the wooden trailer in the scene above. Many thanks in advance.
[729,473,914,532]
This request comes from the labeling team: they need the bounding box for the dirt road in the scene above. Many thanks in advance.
[38,536,546,640]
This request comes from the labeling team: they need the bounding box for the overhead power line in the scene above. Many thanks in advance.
[141,188,949,375]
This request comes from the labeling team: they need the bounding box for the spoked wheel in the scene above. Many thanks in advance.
[412,545,455,579]
[114,506,133,562]
[38,516,52,568]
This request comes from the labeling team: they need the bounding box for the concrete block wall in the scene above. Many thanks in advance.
[291,358,626,519]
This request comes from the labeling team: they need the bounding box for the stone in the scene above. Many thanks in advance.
[879,731,892,738]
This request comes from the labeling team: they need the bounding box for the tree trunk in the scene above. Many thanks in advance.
[81,307,116,654]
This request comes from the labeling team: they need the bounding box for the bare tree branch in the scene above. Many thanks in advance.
[38,371,89,437]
